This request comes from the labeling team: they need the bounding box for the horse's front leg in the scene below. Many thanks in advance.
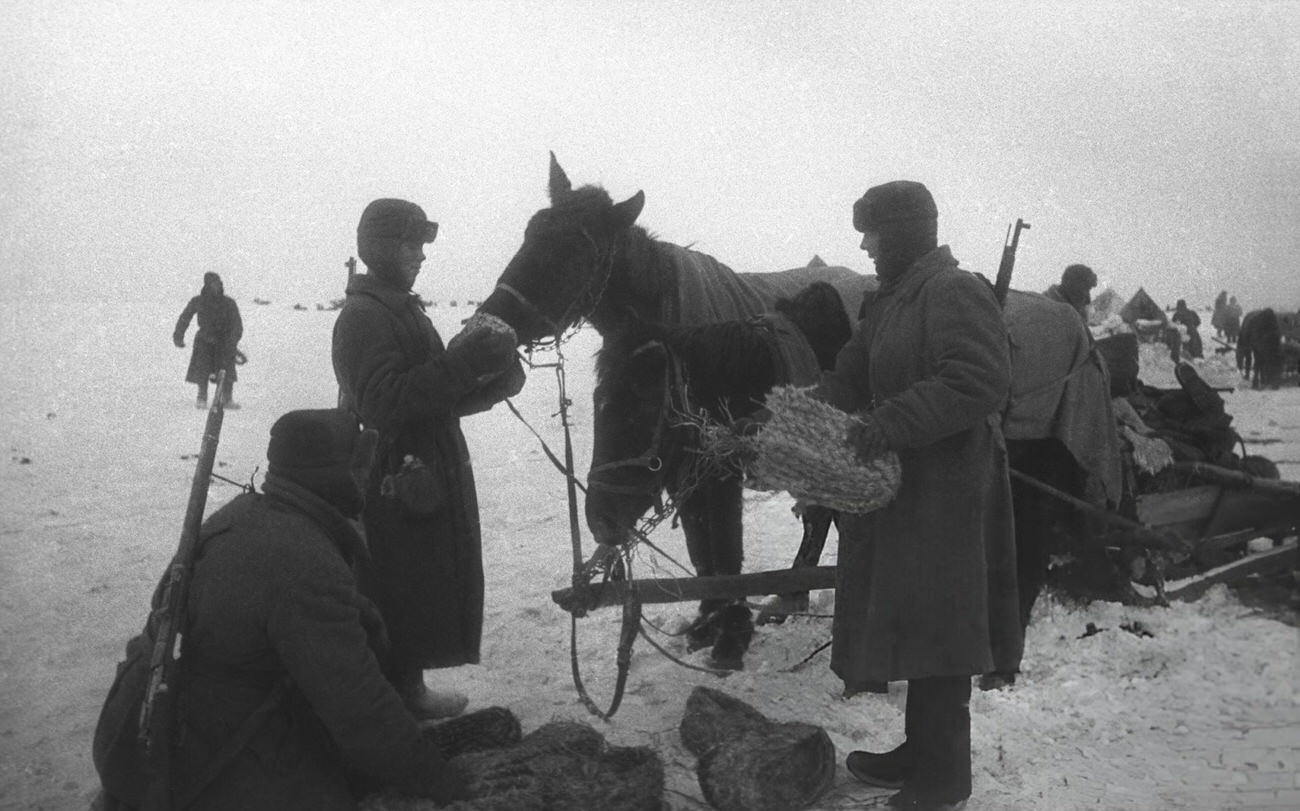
[678,476,753,669]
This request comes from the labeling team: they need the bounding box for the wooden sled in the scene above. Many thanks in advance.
[553,461,1299,614]
[1116,461,1300,600]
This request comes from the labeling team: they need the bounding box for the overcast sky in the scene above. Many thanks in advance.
[3,1,1298,313]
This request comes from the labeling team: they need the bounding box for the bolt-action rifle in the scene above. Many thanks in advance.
[993,218,1030,307]
[137,370,228,808]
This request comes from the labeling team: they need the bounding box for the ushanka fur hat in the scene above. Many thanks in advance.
[267,409,367,514]
[852,181,938,232]
[356,198,438,270]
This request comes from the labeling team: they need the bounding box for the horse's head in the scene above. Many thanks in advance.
[585,322,683,546]
[479,153,646,345]
[585,317,782,546]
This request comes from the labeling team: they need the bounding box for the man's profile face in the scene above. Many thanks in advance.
[395,240,426,289]
[858,228,882,259]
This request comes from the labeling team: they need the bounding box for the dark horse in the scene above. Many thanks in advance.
[588,284,851,668]
[478,154,1122,676]
[477,154,871,668]
[1236,308,1298,389]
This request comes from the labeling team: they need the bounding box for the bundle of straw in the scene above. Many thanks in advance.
[1121,425,1174,475]
[698,386,900,514]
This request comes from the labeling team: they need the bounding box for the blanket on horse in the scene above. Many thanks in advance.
[659,243,874,388]
[658,242,876,327]
[1001,290,1124,506]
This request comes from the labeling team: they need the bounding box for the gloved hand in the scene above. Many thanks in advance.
[448,327,518,379]
[847,415,889,463]
[421,707,522,760]
[173,336,185,348]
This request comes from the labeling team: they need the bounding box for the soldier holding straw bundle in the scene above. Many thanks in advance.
[811,181,1021,811]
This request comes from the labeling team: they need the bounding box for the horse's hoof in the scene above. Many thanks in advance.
[708,604,755,670]
[708,651,745,672]
[685,614,721,652]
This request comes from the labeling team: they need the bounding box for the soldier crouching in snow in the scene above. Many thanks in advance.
[93,409,475,809]
[173,272,243,409]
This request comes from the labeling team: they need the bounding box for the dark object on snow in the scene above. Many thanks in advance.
[1078,622,1106,639]
[1120,621,1154,638]
[422,707,522,760]
[364,720,665,811]
[679,686,836,811]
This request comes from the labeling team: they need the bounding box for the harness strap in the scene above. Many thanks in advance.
[493,282,564,341]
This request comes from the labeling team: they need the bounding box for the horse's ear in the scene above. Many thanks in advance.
[610,190,645,230]
[548,151,572,201]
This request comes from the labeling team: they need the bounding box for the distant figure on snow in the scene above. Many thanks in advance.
[1043,263,1097,323]
[173,272,243,409]
[1224,296,1243,344]
[1172,298,1203,359]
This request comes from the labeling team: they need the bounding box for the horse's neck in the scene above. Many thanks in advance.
[588,229,673,333]
[672,322,776,417]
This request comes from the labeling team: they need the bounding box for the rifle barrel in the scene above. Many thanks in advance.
[138,370,228,752]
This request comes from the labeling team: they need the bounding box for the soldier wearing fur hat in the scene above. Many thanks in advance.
[1044,263,1098,323]
[174,272,243,409]
[98,409,471,809]
[814,181,1020,811]
[332,198,524,720]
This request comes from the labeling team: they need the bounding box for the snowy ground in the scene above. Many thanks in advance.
[1,299,1296,810]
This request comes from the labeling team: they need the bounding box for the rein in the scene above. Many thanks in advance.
[494,225,619,345]
[505,337,639,720]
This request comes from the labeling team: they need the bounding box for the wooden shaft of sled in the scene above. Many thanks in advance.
[1008,468,1190,551]
[1171,461,1300,496]
[553,566,837,613]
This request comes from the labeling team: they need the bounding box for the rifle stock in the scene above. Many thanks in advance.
[993,218,1030,306]
[138,370,228,805]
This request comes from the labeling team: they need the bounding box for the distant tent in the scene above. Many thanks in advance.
[806,255,828,268]
[1120,287,1166,325]
[1088,287,1123,325]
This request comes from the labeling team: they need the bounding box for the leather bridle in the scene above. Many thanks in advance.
[586,339,692,515]
[491,227,618,345]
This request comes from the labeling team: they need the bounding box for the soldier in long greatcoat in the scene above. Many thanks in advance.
[814,181,1020,811]
[174,272,243,408]
[332,199,523,719]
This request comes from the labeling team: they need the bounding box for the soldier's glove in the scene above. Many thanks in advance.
[421,707,522,760]
[847,415,889,464]
[448,327,519,380]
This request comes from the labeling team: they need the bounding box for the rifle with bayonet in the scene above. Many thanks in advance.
[137,369,228,808]
[993,218,1030,307]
